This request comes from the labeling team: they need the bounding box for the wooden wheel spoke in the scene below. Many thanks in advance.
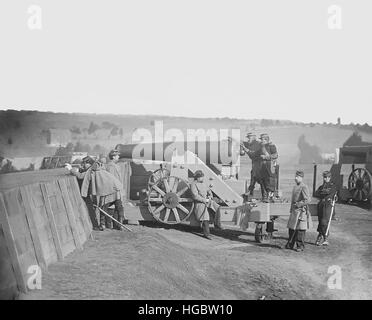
[148,198,163,202]
[164,208,171,222]
[357,168,362,178]
[153,204,165,215]
[177,186,188,196]
[177,204,190,215]
[163,179,171,192]
[171,177,179,192]
[153,185,165,196]
[178,198,193,203]
[172,208,180,222]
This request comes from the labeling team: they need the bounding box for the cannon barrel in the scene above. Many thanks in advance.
[115,140,240,164]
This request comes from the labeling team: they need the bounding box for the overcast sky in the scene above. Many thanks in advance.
[0,1,371,124]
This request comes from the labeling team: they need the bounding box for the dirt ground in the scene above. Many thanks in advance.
[22,204,372,300]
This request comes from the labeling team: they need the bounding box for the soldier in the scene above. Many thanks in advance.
[190,170,222,240]
[258,133,278,203]
[314,171,337,246]
[65,157,124,231]
[66,156,100,230]
[240,132,262,196]
[105,149,126,230]
[285,170,313,252]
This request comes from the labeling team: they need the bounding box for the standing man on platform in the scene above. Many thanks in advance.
[240,132,262,196]
[258,133,278,203]
[314,171,337,246]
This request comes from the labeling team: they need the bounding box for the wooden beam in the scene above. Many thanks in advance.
[0,193,27,293]
[40,183,64,261]
[57,179,83,250]
[19,186,47,270]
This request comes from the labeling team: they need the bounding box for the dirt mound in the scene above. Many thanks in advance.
[22,204,372,300]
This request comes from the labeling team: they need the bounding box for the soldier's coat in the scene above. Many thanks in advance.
[106,160,123,184]
[71,163,123,201]
[242,140,262,179]
[190,181,219,222]
[315,181,337,234]
[287,182,313,230]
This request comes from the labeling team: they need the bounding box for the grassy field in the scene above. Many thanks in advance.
[2,110,372,167]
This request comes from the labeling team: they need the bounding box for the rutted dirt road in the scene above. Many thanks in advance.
[22,204,372,300]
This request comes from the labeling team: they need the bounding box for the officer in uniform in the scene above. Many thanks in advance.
[105,149,126,230]
[258,133,278,202]
[314,171,337,246]
[240,132,262,196]
[190,170,222,240]
[285,170,313,252]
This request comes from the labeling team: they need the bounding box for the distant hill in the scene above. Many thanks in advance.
[1,110,372,165]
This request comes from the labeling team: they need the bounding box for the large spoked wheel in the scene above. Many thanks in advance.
[148,168,170,188]
[148,176,194,225]
[254,223,272,243]
[348,168,372,202]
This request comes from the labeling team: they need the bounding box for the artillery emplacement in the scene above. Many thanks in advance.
[115,140,314,243]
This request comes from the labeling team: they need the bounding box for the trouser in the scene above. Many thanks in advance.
[266,219,275,233]
[202,220,210,237]
[101,199,125,229]
[207,201,221,228]
[317,201,333,237]
[260,162,275,198]
[248,170,259,194]
[287,229,306,249]
[83,196,99,228]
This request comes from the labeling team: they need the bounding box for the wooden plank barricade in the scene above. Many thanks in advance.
[0,169,92,299]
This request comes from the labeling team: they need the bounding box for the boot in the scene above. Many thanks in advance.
[202,221,211,240]
[285,242,293,250]
[294,246,304,252]
[213,210,223,230]
[117,217,124,231]
[106,217,113,229]
[315,234,323,246]
[322,236,329,246]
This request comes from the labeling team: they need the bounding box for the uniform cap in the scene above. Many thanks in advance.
[194,170,204,179]
[246,132,256,138]
[108,149,120,158]
[322,171,331,178]
[295,170,305,177]
[82,156,95,165]
[259,133,270,140]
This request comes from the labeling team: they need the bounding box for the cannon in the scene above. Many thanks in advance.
[115,140,294,243]
[115,140,241,166]
[116,140,245,224]
[313,145,372,204]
